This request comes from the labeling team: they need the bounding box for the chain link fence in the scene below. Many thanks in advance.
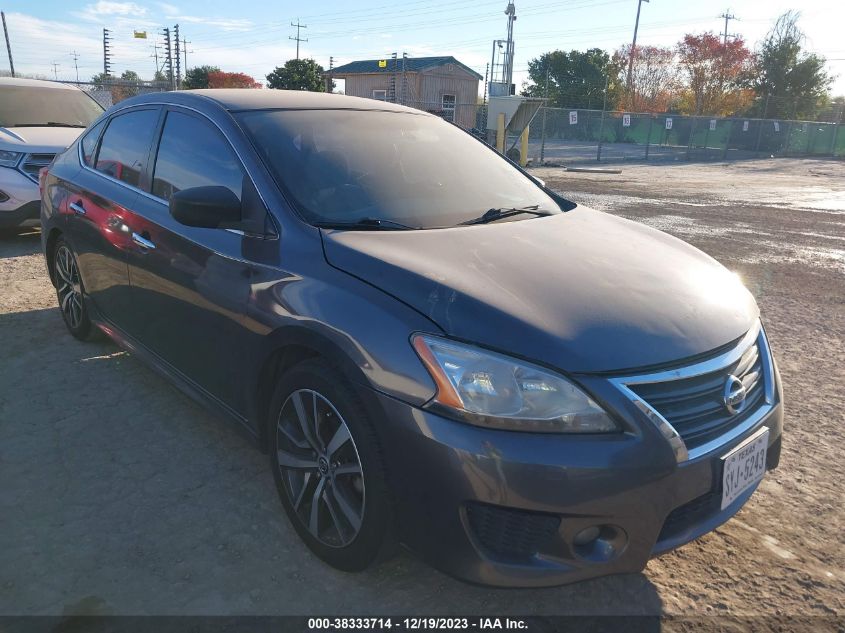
[56,80,171,109]
[530,108,844,164]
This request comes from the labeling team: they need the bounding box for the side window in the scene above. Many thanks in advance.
[152,111,244,202]
[80,119,106,167]
[95,109,160,188]
[372,89,387,101]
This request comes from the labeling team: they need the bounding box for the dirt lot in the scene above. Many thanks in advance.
[0,158,843,618]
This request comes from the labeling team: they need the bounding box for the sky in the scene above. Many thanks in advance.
[3,0,844,96]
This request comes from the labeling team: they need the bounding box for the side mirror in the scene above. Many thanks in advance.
[169,186,242,229]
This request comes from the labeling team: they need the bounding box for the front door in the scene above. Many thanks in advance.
[123,108,271,414]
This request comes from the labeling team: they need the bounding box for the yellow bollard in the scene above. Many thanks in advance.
[496,113,505,154]
[520,124,530,167]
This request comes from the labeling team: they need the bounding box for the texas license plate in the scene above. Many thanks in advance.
[721,427,769,510]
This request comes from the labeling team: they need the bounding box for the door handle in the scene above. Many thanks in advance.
[131,232,156,250]
[69,201,86,215]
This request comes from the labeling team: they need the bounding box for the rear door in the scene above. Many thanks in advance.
[123,107,273,414]
[64,107,161,331]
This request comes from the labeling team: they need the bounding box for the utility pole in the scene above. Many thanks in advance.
[69,50,80,82]
[182,36,191,75]
[719,10,738,46]
[290,20,307,60]
[1,12,14,77]
[626,0,649,93]
[51,61,60,80]
[540,65,550,163]
[174,24,181,89]
[151,44,160,78]
[103,28,113,78]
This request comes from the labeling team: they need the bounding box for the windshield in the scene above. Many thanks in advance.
[0,86,104,128]
[236,109,561,229]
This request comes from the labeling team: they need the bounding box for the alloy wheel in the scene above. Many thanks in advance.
[55,245,83,330]
[276,389,365,548]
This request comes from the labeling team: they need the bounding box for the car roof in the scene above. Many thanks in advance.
[120,89,429,114]
[0,77,82,90]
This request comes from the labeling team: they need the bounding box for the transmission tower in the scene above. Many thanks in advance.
[163,27,174,89]
[173,24,181,89]
[103,28,113,78]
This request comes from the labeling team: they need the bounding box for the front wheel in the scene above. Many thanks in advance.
[53,238,94,340]
[268,359,395,571]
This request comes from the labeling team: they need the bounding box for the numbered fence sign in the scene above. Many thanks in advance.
[569,111,578,125]
[709,119,717,131]
[743,120,750,132]
[622,114,631,127]
[773,121,780,132]
[665,118,673,130]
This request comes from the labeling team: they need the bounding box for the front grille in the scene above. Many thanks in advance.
[629,340,766,451]
[658,489,720,542]
[465,502,560,561]
[19,153,56,183]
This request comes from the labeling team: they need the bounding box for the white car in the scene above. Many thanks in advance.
[0,77,103,229]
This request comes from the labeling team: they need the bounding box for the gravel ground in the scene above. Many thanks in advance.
[0,158,843,618]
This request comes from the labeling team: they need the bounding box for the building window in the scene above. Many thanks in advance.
[372,89,387,101]
[441,94,456,122]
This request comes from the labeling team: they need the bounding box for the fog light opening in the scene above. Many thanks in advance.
[0,190,9,203]
[572,525,627,562]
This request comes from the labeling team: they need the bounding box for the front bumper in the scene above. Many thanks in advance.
[370,371,783,588]
[0,166,40,228]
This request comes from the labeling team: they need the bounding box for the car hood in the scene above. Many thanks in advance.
[321,206,759,374]
[0,126,83,153]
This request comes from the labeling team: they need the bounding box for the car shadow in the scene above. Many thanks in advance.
[0,226,41,259]
[0,304,665,618]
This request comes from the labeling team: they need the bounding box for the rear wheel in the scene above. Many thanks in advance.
[53,239,94,340]
[268,359,394,571]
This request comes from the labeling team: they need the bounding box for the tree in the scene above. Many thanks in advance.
[614,44,678,112]
[751,11,832,119]
[183,65,221,89]
[207,71,261,89]
[675,32,754,116]
[266,59,326,92]
[522,48,622,109]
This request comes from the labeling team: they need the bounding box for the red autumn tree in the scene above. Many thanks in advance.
[207,71,262,89]
[676,32,753,116]
[614,44,678,112]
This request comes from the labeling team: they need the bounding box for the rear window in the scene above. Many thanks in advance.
[95,109,159,189]
[0,85,103,128]
[80,119,106,167]
[236,109,559,229]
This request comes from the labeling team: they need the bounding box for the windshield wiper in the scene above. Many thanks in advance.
[315,217,420,231]
[459,205,550,226]
[12,122,87,128]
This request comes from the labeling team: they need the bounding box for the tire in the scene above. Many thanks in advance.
[52,238,94,341]
[268,358,395,571]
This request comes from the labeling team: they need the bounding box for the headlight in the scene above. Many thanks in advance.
[411,334,619,433]
[0,150,24,167]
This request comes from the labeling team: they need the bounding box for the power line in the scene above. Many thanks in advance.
[290,19,307,60]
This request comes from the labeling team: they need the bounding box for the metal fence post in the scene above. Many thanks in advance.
[540,106,547,164]
[831,123,840,156]
[686,116,697,160]
[722,120,734,160]
[644,116,654,160]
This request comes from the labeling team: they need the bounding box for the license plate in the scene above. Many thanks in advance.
[721,427,769,510]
